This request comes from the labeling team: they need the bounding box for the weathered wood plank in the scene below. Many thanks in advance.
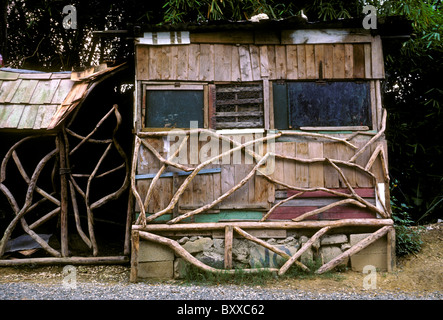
[344,44,354,78]
[266,45,276,79]
[305,44,316,79]
[282,142,296,187]
[2,105,25,128]
[0,80,21,103]
[371,35,385,79]
[231,45,241,82]
[29,79,61,104]
[239,45,253,82]
[51,79,74,104]
[38,105,58,129]
[250,45,261,81]
[354,139,374,187]
[323,45,334,79]
[17,105,39,129]
[275,45,287,79]
[308,142,324,188]
[199,44,214,81]
[353,44,365,78]
[176,45,189,80]
[332,44,345,78]
[10,80,38,104]
[295,142,309,187]
[314,44,325,79]
[259,45,269,78]
[188,44,200,80]
[296,45,306,79]
[136,46,149,81]
[364,43,372,78]
[323,142,339,188]
[214,44,231,81]
[285,45,298,79]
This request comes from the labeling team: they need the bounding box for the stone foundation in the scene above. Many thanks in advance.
[136,232,389,279]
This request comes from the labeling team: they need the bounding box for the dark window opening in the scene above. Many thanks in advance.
[145,89,204,128]
[273,81,372,130]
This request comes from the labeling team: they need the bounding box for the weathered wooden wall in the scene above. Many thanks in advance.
[136,41,384,83]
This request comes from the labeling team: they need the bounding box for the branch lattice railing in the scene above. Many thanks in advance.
[130,109,394,279]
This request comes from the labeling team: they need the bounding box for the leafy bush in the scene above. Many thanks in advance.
[391,191,423,257]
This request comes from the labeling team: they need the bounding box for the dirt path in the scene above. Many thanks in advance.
[0,223,441,295]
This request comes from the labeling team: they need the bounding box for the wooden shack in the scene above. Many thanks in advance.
[129,17,402,280]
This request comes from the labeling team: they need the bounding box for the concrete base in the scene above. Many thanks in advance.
[349,233,388,272]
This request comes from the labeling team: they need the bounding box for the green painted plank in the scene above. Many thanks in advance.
[194,210,263,223]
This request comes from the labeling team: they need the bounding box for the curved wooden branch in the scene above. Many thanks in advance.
[281,131,357,149]
[316,226,391,274]
[349,108,387,163]
[0,147,58,257]
[233,226,309,272]
[166,153,271,225]
[131,137,146,225]
[69,181,92,249]
[145,133,281,224]
[279,226,331,276]
[20,217,60,257]
[140,139,194,172]
[12,151,60,206]
[69,106,116,155]
[138,230,279,275]
[327,158,387,218]
[292,199,367,222]
[261,191,305,222]
[142,136,189,213]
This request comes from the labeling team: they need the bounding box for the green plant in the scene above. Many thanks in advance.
[390,189,423,257]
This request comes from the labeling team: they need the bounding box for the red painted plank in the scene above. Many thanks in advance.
[269,205,376,220]
[286,187,375,198]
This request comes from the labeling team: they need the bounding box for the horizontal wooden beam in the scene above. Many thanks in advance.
[133,218,393,232]
[0,256,129,266]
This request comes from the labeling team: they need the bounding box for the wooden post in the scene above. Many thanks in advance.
[124,191,134,256]
[58,133,69,257]
[387,226,396,272]
[224,225,233,269]
[130,230,140,283]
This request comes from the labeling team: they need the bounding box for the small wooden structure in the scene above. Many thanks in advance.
[0,64,132,265]
[130,17,400,280]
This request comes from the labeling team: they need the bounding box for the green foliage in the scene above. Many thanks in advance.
[161,0,299,23]
[390,185,424,256]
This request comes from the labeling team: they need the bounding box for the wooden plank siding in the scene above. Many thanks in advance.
[134,136,387,222]
[136,40,382,82]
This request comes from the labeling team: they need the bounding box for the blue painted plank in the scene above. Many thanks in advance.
[135,167,221,180]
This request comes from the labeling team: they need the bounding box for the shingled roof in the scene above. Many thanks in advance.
[0,69,74,130]
[0,63,127,131]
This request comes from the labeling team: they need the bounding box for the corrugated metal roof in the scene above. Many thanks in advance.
[0,69,74,130]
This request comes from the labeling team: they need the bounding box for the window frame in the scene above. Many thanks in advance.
[271,79,377,132]
[141,81,208,131]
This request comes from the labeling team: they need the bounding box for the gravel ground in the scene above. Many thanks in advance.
[0,281,441,300]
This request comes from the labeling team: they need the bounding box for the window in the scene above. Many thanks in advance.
[144,84,204,129]
[273,81,372,130]
[213,82,264,130]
